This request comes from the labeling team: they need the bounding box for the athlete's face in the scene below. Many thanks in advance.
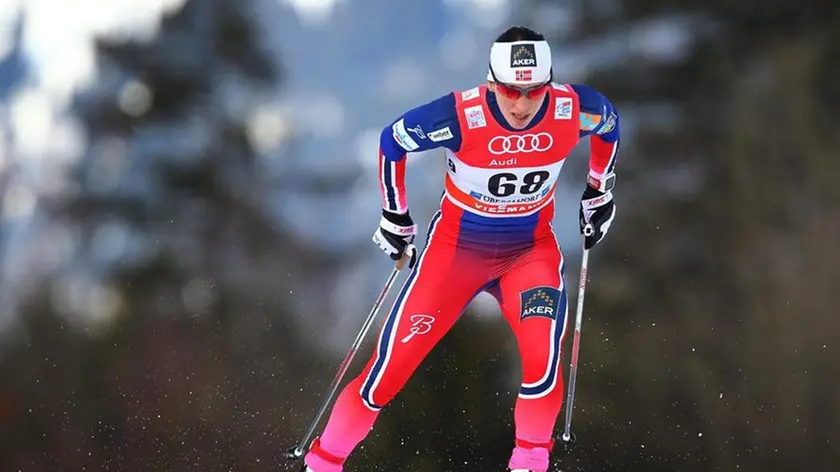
[490,81,549,129]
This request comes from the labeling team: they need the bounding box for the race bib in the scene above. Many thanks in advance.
[444,151,565,217]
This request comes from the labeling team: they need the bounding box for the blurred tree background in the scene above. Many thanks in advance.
[1,0,838,471]
[0,0,345,470]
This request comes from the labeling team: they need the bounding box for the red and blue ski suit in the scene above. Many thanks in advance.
[305,82,620,472]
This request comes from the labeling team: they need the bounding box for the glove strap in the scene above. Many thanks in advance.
[587,171,616,192]
[379,215,416,237]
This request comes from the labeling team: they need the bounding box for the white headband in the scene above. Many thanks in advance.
[488,40,552,85]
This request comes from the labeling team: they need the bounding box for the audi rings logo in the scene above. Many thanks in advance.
[488,133,553,155]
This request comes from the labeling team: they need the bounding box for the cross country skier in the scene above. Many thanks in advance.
[301,25,620,472]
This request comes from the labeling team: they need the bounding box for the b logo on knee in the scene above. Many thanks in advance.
[519,286,561,321]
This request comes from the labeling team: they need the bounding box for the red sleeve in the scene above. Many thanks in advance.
[589,135,619,177]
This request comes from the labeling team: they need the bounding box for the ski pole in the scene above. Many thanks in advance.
[561,225,593,444]
[285,245,415,461]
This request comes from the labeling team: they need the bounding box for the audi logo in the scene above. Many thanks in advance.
[488,133,553,155]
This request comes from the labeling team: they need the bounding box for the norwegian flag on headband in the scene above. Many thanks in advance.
[514,69,533,82]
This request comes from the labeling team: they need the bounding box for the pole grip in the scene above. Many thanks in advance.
[396,244,416,270]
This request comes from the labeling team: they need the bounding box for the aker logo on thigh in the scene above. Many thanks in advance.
[520,287,561,321]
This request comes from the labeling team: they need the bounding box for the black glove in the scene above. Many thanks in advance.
[372,210,418,268]
[579,184,616,250]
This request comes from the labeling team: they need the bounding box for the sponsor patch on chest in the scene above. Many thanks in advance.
[461,87,480,101]
[464,105,487,129]
[554,97,573,120]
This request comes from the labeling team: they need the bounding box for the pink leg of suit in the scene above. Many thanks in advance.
[495,237,568,472]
